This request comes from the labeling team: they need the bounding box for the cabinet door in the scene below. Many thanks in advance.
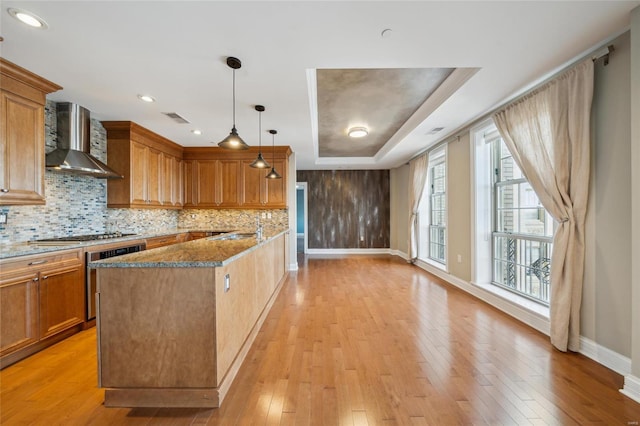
[162,154,174,207]
[173,158,183,207]
[218,159,241,207]
[265,159,287,207]
[0,272,39,356]
[130,142,148,205]
[38,264,84,339]
[183,160,196,207]
[241,160,266,207]
[0,91,45,205]
[146,147,163,206]
[196,160,218,207]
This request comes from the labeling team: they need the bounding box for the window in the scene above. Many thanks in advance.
[489,130,553,305]
[429,157,446,264]
[418,147,446,268]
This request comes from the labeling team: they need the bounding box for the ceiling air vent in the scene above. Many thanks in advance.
[162,112,190,124]
[427,127,445,135]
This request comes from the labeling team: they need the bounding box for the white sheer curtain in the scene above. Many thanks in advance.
[493,59,594,352]
[408,153,428,262]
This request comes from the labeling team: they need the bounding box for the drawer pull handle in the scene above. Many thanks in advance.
[42,275,49,280]
[28,260,48,266]
[32,277,39,282]
[0,188,8,193]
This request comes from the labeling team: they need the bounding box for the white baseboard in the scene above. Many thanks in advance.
[579,336,631,376]
[306,248,391,256]
[415,259,550,336]
[413,260,637,378]
[288,262,298,271]
[390,249,409,261]
[621,374,640,404]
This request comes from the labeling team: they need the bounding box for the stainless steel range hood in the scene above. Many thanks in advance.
[46,103,122,179]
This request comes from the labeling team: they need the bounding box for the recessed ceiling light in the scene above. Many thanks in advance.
[8,8,48,29]
[137,94,156,103]
[348,127,368,138]
[191,129,202,135]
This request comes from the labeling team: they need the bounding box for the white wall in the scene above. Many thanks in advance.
[390,164,410,258]
[389,29,638,375]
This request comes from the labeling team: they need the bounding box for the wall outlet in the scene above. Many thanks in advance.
[360,236,364,242]
[457,254,462,263]
[261,212,266,219]
[190,214,196,219]
[224,274,230,293]
[0,213,7,224]
[267,212,272,219]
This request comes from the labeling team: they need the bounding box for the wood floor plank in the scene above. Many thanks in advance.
[2,255,640,425]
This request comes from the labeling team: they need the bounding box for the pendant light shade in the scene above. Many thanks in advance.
[250,105,271,169]
[218,57,249,150]
[266,129,282,179]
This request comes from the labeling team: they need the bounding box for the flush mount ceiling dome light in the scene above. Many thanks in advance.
[218,57,249,150]
[250,105,271,169]
[265,130,282,179]
[137,94,156,103]
[348,126,368,138]
[8,8,48,29]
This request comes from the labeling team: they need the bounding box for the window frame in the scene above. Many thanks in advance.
[428,156,447,265]
[489,133,554,306]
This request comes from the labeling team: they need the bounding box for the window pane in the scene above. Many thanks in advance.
[428,158,446,265]
[492,134,553,306]
[498,140,524,181]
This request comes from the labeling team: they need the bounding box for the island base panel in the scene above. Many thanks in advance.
[104,388,219,408]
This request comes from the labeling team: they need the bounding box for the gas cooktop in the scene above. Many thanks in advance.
[30,233,137,244]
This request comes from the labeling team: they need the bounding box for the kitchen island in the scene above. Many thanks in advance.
[91,229,289,408]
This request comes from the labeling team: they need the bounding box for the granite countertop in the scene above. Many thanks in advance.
[88,229,288,268]
[0,228,244,260]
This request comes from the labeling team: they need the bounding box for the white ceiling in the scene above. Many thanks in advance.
[1,1,638,170]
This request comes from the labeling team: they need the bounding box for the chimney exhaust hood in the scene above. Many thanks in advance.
[46,103,122,179]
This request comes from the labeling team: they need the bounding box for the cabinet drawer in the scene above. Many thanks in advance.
[145,234,185,250]
[0,249,83,278]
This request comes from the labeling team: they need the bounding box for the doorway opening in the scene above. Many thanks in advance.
[296,182,308,255]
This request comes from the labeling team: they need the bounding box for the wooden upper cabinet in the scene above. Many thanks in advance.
[0,59,62,206]
[146,147,163,207]
[182,147,290,209]
[241,158,287,208]
[265,159,287,208]
[161,155,183,207]
[102,124,290,210]
[102,121,183,209]
[218,159,241,207]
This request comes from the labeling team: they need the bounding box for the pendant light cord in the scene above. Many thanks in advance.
[232,69,236,128]
[258,109,262,150]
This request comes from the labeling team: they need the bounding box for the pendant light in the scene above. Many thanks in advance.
[249,105,270,168]
[265,130,282,179]
[218,57,249,150]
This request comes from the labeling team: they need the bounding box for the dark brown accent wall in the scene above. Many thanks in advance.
[296,170,390,249]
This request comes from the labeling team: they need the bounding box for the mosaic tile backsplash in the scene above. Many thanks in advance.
[0,101,288,244]
[178,209,289,231]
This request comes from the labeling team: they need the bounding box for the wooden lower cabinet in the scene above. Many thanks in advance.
[38,263,85,339]
[0,272,39,357]
[0,249,84,368]
[145,233,187,250]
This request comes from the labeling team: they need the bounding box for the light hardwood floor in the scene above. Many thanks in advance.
[1,255,640,425]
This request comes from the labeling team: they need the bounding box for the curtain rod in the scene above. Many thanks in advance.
[406,36,621,165]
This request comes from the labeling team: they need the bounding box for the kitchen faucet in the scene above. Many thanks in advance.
[255,215,263,240]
